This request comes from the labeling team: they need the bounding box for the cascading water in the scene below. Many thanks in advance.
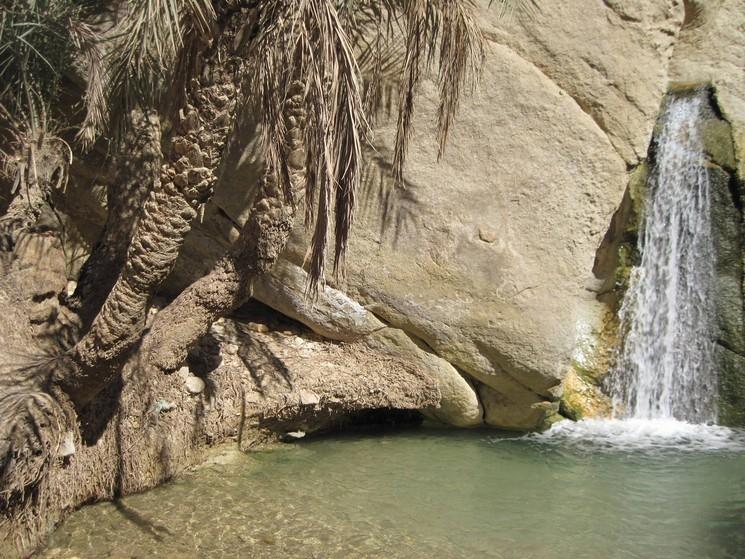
[534,90,745,450]
[608,91,718,424]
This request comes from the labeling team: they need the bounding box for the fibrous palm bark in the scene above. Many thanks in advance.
[0,134,70,256]
[66,110,161,330]
[59,11,247,407]
[145,80,306,371]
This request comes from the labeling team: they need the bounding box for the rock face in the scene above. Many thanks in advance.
[160,0,697,430]
[689,89,745,426]
[484,1,683,165]
[254,260,484,428]
[273,1,686,428]
[668,0,745,180]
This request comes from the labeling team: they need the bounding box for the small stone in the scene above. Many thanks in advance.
[185,375,206,395]
[298,390,320,406]
[478,227,498,243]
[176,366,190,379]
[282,431,306,441]
[65,280,77,297]
[153,399,176,414]
[247,322,269,333]
[223,343,239,355]
[59,431,75,457]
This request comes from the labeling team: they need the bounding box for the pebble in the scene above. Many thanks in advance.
[185,376,206,395]
[478,227,498,243]
[298,390,320,406]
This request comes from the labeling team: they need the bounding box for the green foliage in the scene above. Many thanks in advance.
[0,0,215,146]
[0,0,89,128]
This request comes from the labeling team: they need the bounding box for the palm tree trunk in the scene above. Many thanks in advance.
[58,21,245,406]
[66,111,161,330]
[144,82,306,372]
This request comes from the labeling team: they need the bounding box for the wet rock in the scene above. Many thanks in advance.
[560,369,612,421]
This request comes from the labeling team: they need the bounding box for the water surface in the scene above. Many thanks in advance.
[42,421,745,559]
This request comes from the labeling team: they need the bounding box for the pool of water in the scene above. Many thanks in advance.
[41,420,745,559]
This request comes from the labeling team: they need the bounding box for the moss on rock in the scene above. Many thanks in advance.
[717,345,745,426]
[702,118,737,171]
[559,369,612,421]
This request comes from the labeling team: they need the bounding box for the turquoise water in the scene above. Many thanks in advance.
[42,421,745,559]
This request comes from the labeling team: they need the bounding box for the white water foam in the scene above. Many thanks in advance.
[529,418,745,452]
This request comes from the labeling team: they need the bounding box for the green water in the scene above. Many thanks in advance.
[42,423,745,559]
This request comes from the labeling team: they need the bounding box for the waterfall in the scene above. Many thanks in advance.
[608,91,718,423]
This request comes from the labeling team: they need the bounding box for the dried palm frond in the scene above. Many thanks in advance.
[342,0,536,182]
[490,0,539,19]
[246,0,367,294]
[246,0,532,292]
[98,0,216,144]
[384,0,485,184]
[70,20,106,150]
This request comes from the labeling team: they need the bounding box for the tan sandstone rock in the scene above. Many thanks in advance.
[281,35,633,424]
[484,1,683,165]
[253,261,483,427]
[667,0,745,179]
[164,1,688,429]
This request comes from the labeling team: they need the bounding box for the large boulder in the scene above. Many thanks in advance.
[276,4,684,428]
[253,260,484,427]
